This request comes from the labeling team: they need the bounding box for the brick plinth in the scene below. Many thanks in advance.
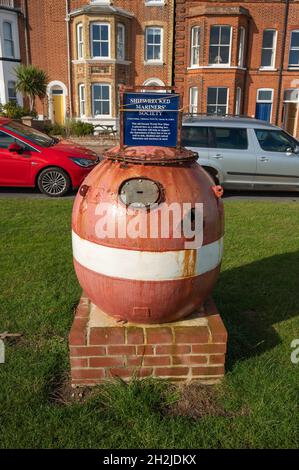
[69,295,227,387]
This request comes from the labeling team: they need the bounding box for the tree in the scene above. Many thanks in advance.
[14,65,48,112]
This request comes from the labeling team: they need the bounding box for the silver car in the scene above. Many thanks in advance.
[182,116,299,191]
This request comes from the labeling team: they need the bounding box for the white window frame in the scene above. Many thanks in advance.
[238,27,245,67]
[3,21,15,59]
[90,22,110,59]
[288,30,299,68]
[145,26,163,63]
[209,25,232,67]
[90,1,111,4]
[117,23,125,60]
[207,87,229,115]
[79,84,86,117]
[256,88,274,103]
[256,88,274,121]
[77,23,84,60]
[260,29,277,69]
[189,87,198,114]
[92,83,111,118]
[7,81,17,103]
[144,0,165,5]
[235,87,242,115]
[190,26,200,67]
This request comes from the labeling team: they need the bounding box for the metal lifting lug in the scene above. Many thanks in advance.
[79,185,90,198]
[212,185,224,199]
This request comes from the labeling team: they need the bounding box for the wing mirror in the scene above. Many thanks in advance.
[293,145,299,154]
[8,143,23,154]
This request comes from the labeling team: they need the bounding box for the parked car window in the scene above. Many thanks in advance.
[0,130,36,152]
[3,122,54,148]
[181,126,209,147]
[255,129,298,152]
[0,131,15,149]
[212,127,248,149]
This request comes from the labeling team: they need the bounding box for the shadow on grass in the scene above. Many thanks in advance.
[215,250,299,370]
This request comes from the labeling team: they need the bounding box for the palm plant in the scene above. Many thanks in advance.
[14,65,48,112]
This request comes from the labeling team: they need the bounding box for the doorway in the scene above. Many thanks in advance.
[283,89,299,137]
[52,90,64,125]
[283,103,298,137]
[47,81,67,125]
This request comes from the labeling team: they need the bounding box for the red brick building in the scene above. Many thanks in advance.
[23,0,174,128]
[174,0,299,137]
[2,1,299,137]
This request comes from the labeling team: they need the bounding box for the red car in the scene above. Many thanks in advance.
[0,118,99,197]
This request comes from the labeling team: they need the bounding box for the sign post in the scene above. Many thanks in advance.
[119,86,182,150]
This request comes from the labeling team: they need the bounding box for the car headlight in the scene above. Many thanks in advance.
[69,157,97,168]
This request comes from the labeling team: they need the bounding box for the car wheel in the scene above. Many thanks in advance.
[37,167,71,197]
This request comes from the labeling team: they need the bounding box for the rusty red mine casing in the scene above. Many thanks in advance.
[72,146,224,324]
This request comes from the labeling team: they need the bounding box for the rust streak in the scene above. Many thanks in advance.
[182,250,197,278]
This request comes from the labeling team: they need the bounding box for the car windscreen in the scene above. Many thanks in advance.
[4,121,54,148]
[255,129,299,152]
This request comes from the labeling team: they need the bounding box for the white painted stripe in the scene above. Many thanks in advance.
[72,231,223,281]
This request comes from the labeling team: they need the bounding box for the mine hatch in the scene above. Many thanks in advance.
[119,178,161,208]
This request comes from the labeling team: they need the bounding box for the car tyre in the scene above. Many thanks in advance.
[37,167,71,197]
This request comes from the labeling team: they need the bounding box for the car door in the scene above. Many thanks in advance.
[181,125,210,161]
[253,128,299,190]
[0,131,33,186]
[208,126,257,189]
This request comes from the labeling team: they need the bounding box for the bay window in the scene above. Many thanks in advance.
[238,27,245,67]
[8,81,17,103]
[209,25,231,66]
[207,87,228,115]
[3,22,14,58]
[189,87,198,114]
[117,23,125,60]
[79,84,85,117]
[77,23,84,59]
[92,84,111,116]
[91,23,110,58]
[190,26,200,67]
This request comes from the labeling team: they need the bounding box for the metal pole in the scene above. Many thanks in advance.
[177,92,183,150]
[275,0,290,125]
[119,85,125,151]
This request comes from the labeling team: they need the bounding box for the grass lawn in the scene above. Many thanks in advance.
[0,197,298,449]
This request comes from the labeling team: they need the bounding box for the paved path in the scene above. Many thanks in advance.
[0,187,298,202]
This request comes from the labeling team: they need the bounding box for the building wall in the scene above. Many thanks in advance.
[0,0,24,106]
[174,0,299,137]
[25,0,70,118]
[23,0,174,126]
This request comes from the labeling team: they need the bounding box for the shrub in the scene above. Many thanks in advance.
[0,102,37,120]
[44,120,94,138]
[68,120,94,137]
[44,123,67,137]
